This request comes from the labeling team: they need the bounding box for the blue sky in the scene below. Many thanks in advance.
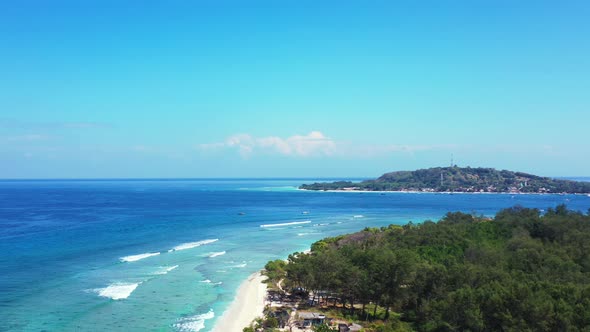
[1,1,589,178]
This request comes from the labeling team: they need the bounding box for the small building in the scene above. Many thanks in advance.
[299,312,327,327]
[338,323,363,332]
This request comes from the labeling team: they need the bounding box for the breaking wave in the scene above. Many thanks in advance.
[207,251,226,258]
[169,239,218,252]
[260,220,311,228]
[200,279,222,286]
[120,252,160,262]
[96,282,141,300]
[153,265,179,275]
[173,309,215,332]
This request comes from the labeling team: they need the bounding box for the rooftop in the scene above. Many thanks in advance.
[299,312,326,319]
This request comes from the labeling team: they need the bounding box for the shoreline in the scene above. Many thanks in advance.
[298,188,590,195]
[211,271,267,332]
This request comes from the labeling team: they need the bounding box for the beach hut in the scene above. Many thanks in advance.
[299,312,327,327]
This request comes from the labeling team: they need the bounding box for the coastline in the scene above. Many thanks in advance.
[298,188,590,195]
[211,271,267,332]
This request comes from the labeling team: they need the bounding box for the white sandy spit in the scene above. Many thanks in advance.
[211,271,267,332]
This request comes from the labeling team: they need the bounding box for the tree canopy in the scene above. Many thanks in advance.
[300,167,590,193]
[273,205,590,331]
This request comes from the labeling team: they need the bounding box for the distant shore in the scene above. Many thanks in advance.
[211,272,267,332]
[298,167,590,195]
[298,188,590,195]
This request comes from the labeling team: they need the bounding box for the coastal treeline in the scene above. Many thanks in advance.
[300,167,590,193]
[266,205,590,331]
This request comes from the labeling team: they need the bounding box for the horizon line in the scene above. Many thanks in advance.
[0,176,589,181]
[0,177,371,181]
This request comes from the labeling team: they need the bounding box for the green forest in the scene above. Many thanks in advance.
[265,205,590,331]
[300,167,590,193]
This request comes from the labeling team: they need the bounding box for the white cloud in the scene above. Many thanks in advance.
[197,142,227,150]
[199,131,337,157]
[198,131,468,159]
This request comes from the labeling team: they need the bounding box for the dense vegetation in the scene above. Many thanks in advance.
[266,206,590,331]
[300,167,590,193]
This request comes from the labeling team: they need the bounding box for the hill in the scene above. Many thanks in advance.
[300,166,590,193]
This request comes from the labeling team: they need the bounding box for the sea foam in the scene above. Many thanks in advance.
[154,265,179,275]
[96,282,141,300]
[169,239,219,252]
[173,309,214,332]
[207,251,226,258]
[260,220,311,228]
[200,279,222,285]
[120,252,160,262]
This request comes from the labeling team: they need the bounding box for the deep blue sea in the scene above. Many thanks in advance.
[1,179,589,331]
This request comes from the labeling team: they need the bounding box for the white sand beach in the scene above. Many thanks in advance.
[211,272,267,332]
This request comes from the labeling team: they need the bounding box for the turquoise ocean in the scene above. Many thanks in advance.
[1,179,589,331]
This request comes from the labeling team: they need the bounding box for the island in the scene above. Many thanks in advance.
[300,166,590,194]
